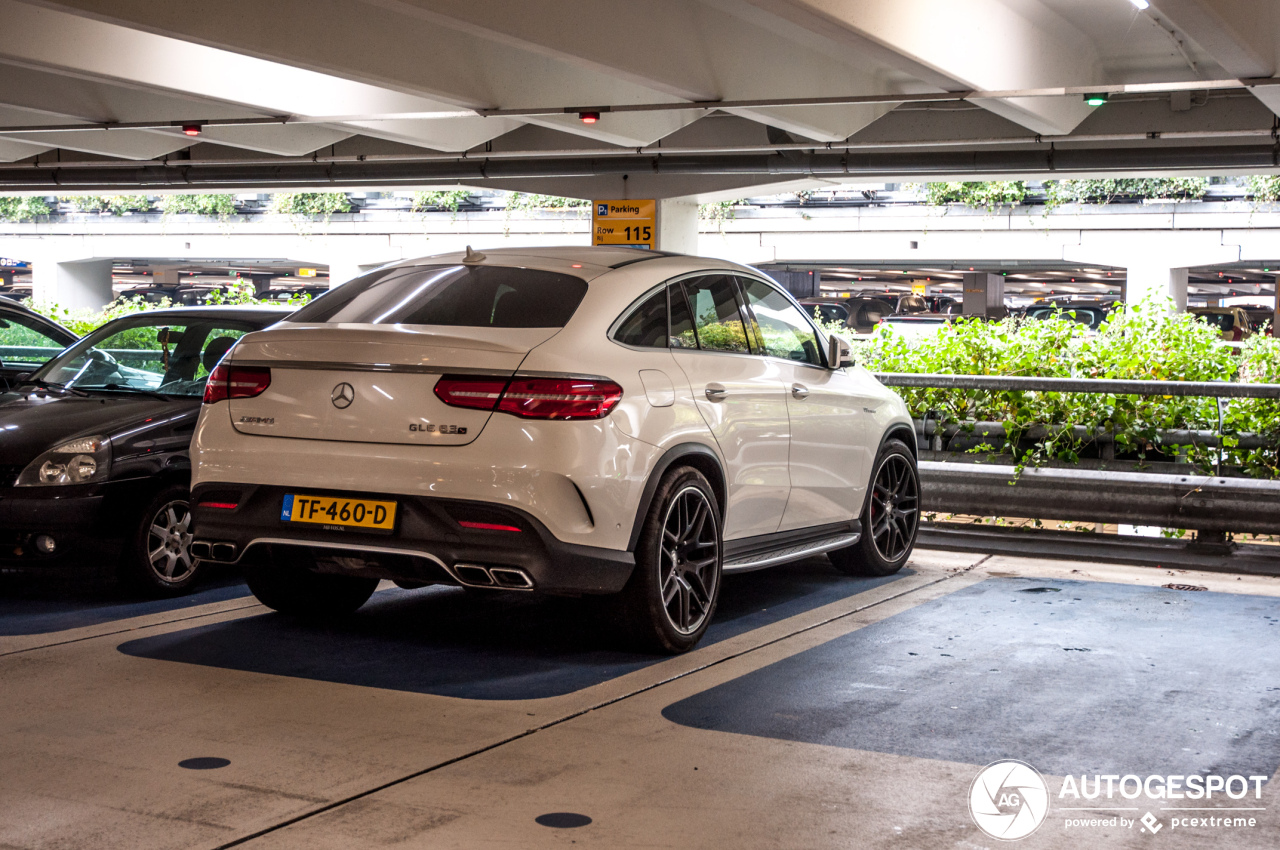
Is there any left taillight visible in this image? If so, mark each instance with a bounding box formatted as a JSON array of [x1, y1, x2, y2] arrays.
[[203, 364, 272, 404], [434, 375, 622, 420]]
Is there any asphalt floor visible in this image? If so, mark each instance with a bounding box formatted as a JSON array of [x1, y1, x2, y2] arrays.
[[3, 549, 1279, 849]]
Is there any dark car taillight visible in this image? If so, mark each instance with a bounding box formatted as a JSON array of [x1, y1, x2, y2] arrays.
[[203, 364, 272, 404], [434, 375, 622, 420]]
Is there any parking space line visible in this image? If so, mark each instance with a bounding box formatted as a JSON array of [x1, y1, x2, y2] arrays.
[[210, 571, 957, 849], [0, 599, 265, 659]]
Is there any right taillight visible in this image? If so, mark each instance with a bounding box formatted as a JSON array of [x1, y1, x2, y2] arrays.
[[203, 364, 272, 404], [434, 375, 622, 420]]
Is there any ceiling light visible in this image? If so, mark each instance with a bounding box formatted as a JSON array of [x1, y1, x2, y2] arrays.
[[1129, 0, 1150, 9]]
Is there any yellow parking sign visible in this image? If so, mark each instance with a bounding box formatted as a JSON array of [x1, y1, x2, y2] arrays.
[[593, 200, 656, 249]]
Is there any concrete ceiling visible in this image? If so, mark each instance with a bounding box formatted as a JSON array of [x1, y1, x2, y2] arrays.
[[1, 0, 1279, 197]]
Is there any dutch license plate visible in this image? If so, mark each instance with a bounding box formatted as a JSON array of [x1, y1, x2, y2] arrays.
[[281, 494, 397, 531]]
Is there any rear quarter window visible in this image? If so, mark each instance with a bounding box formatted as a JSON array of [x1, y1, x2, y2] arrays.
[[289, 265, 589, 328]]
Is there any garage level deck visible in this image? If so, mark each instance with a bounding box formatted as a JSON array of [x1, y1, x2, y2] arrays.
[[3, 551, 1279, 849]]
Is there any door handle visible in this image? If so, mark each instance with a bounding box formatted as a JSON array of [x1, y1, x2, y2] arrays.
[[791, 383, 809, 400], [704, 384, 727, 402]]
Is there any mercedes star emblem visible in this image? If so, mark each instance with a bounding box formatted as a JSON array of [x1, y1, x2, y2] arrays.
[[331, 382, 355, 409]]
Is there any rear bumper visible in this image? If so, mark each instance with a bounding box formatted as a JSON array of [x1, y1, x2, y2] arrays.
[[191, 483, 635, 595]]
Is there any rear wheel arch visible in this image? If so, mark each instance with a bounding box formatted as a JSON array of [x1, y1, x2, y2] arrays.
[[628, 442, 725, 552]]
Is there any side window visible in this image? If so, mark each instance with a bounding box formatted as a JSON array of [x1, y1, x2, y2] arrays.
[[0, 315, 69, 366], [613, 288, 668, 348], [680, 275, 752, 354], [739, 278, 824, 366]]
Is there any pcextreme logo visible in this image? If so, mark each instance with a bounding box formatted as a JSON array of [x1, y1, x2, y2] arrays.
[[968, 761, 1269, 840]]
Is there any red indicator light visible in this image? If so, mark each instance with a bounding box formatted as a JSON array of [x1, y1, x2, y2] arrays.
[[571, 264, 583, 268], [578, 111, 601, 124], [199, 501, 239, 510], [458, 520, 522, 532], [181, 123, 203, 136]]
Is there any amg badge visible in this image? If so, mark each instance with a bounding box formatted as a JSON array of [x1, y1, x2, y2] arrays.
[[410, 423, 467, 434]]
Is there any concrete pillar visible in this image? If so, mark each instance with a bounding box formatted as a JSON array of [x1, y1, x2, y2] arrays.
[[962, 272, 1004, 318], [326, 258, 371, 289], [32, 258, 114, 310], [1124, 264, 1188, 310], [248, 273, 273, 296], [771, 270, 820, 299], [152, 265, 180, 285], [655, 199, 698, 254], [1272, 277, 1280, 335]]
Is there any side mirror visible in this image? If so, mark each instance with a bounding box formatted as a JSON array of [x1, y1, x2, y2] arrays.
[[827, 334, 854, 369]]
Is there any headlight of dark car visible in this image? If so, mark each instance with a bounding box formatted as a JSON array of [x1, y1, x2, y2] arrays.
[[16, 435, 111, 487]]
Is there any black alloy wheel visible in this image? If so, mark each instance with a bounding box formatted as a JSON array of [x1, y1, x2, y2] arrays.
[[868, 452, 919, 562], [619, 466, 722, 653], [830, 440, 919, 577]]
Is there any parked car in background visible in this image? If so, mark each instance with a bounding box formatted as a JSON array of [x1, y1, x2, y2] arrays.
[[191, 247, 919, 653], [0, 305, 291, 594], [1236, 304, 1275, 337], [1019, 300, 1117, 331], [878, 314, 954, 339], [0, 298, 78, 389], [259, 284, 331, 303], [894, 294, 930, 314], [800, 295, 895, 334], [1190, 306, 1253, 341]]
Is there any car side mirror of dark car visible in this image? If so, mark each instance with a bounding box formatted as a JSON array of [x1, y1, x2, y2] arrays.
[[827, 334, 854, 370]]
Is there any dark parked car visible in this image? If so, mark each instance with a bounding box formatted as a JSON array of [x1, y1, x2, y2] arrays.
[[0, 305, 291, 594], [800, 295, 896, 334], [0, 298, 78, 389], [1019, 300, 1117, 331]]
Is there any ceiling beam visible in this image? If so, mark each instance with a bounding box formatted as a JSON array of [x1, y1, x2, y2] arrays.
[[732, 0, 1102, 136], [1149, 0, 1280, 114]]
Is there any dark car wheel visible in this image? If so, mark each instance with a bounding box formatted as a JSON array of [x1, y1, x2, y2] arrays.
[[123, 484, 200, 596], [829, 440, 919, 577], [243, 546, 378, 618], [619, 466, 722, 654]]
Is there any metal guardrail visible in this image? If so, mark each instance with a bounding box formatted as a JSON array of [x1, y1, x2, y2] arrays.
[[873, 372, 1280, 541], [874, 372, 1280, 400]]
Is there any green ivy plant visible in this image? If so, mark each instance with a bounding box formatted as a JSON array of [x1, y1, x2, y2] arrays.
[[60, 195, 152, 214], [159, 194, 238, 219], [268, 193, 352, 218], [1042, 178, 1209, 211], [410, 190, 473, 213], [920, 181, 1028, 210], [0, 196, 51, 222]]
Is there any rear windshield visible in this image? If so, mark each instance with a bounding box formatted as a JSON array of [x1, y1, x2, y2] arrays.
[[289, 264, 589, 328]]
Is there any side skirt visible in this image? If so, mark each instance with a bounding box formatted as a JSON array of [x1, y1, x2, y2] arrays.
[[721, 520, 861, 574]]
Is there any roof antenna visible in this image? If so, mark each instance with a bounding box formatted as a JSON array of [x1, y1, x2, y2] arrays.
[[463, 245, 486, 263]]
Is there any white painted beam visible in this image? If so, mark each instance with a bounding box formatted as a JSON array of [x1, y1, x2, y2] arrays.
[[734, 0, 1101, 136], [1148, 0, 1280, 115]]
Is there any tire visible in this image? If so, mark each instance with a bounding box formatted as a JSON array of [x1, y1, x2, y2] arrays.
[[122, 484, 200, 596], [242, 546, 378, 617], [618, 466, 722, 654], [829, 439, 919, 577]]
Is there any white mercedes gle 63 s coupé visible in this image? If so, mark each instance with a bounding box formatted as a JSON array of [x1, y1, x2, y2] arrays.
[[191, 247, 919, 652]]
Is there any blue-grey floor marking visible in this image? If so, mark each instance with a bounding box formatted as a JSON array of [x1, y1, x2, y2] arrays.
[[663, 576, 1280, 778]]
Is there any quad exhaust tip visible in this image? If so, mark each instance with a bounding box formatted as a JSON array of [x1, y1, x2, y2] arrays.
[[453, 563, 534, 590], [192, 541, 238, 562]]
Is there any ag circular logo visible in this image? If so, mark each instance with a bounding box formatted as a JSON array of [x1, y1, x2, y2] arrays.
[[969, 760, 1050, 841], [331, 382, 355, 409]]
